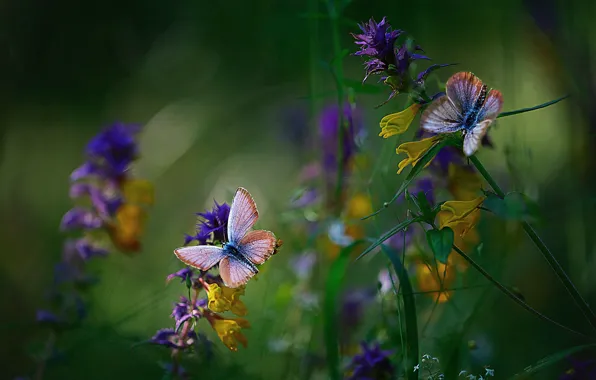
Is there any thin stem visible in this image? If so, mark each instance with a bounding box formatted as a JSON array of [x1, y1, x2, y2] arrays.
[[452, 245, 590, 339], [171, 287, 200, 377], [34, 331, 56, 380], [470, 155, 596, 333]]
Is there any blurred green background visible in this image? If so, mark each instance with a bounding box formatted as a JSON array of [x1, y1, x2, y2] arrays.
[[2, 0, 596, 378]]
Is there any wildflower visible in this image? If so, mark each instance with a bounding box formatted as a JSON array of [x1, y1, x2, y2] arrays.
[[290, 251, 317, 280], [108, 204, 147, 253], [396, 135, 441, 174], [166, 267, 195, 284], [207, 316, 250, 352], [447, 164, 483, 201], [378, 268, 399, 294], [171, 296, 206, 331], [438, 196, 485, 237], [319, 103, 364, 183], [60, 208, 103, 230], [485, 368, 495, 377], [74, 238, 109, 260], [414, 258, 456, 303], [341, 288, 376, 336], [379, 103, 422, 138], [122, 179, 155, 206], [347, 341, 395, 380], [196, 200, 230, 243], [206, 283, 248, 316], [148, 328, 197, 349]]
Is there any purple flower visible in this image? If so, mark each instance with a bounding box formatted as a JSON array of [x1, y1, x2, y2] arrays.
[[560, 357, 596, 380], [74, 238, 108, 260], [386, 227, 415, 252], [36, 310, 60, 324], [347, 341, 395, 380], [83, 122, 140, 179], [171, 296, 206, 331], [149, 329, 181, 349], [352, 17, 402, 63], [319, 103, 364, 183], [166, 267, 195, 284], [69, 183, 122, 218], [195, 200, 230, 243], [341, 289, 376, 334], [290, 251, 317, 280], [60, 208, 103, 230], [291, 188, 320, 209]]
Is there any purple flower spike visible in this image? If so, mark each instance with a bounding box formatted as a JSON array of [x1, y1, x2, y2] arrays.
[[36, 310, 60, 324], [149, 329, 181, 349], [347, 341, 395, 380], [75, 238, 108, 260], [85, 122, 140, 179], [166, 268, 194, 284], [60, 208, 103, 230], [196, 201, 230, 243]]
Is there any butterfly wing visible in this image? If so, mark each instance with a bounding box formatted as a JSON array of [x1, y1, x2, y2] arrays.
[[478, 89, 504, 122], [239, 230, 277, 265], [227, 187, 259, 244], [420, 95, 464, 133], [219, 256, 258, 288], [174, 245, 226, 271], [463, 119, 492, 157], [446, 72, 486, 114]]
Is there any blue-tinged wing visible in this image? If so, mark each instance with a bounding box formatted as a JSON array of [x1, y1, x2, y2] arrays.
[[420, 95, 464, 133], [446, 72, 486, 114]]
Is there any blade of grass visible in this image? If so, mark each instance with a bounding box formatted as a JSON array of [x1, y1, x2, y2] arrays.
[[496, 95, 568, 118], [355, 217, 419, 261], [509, 344, 596, 379], [324, 240, 365, 380], [380, 244, 419, 379]]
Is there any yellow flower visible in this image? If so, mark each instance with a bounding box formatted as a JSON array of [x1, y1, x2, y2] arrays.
[[122, 179, 154, 205], [108, 204, 147, 253], [208, 317, 250, 352], [438, 196, 485, 237], [206, 283, 248, 316], [346, 193, 373, 219], [414, 258, 456, 303], [379, 103, 422, 138], [396, 136, 441, 174], [447, 164, 482, 201]]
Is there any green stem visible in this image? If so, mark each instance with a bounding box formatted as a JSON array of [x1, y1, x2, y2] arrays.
[[327, 0, 346, 216], [469, 155, 596, 333], [452, 245, 589, 339]]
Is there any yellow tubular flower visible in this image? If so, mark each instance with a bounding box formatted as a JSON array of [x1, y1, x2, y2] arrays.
[[122, 179, 155, 205], [438, 196, 485, 237], [396, 136, 441, 174], [109, 204, 147, 253], [206, 283, 248, 316], [447, 164, 483, 201], [209, 317, 250, 352], [379, 103, 422, 138], [414, 259, 456, 303]]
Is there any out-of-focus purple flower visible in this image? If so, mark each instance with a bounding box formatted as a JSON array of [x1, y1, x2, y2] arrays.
[[378, 268, 399, 294], [319, 103, 364, 179], [195, 200, 230, 243], [341, 289, 376, 333], [412, 177, 435, 206], [36, 310, 60, 324], [560, 357, 596, 380], [290, 251, 317, 280], [347, 341, 395, 380], [386, 228, 415, 252], [60, 208, 103, 230], [69, 183, 123, 218], [83, 122, 141, 180], [166, 267, 194, 284], [75, 238, 108, 260], [291, 188, 320, 209]]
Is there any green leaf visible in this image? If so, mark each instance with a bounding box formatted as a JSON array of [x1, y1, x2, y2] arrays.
[[483, 192, 533, 220], [497, 95, 568, 119], [362, 138, 448, 221], [509, 344, 596, 379], [413, 191, 432, 219], [426, 228, 454, 264], [355, 218, 419, 261], [324, 240, 364, 380], [380, 245, 419, 379]]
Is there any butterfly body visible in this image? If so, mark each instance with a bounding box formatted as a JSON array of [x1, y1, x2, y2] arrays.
[[222, 241, 259, 274], [174, 187, 278, 288], [420, 72, 503, 156]]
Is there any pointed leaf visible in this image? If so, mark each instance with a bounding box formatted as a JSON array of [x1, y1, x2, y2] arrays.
[[426, 228, 454, 264], [497, 95, 568, 119]]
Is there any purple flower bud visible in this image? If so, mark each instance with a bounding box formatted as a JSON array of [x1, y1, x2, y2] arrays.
[[60, 208, 103, 230]]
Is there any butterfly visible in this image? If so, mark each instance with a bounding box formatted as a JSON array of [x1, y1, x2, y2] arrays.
[[174, 187, 279, 288], [420, 72, 504, 157]]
